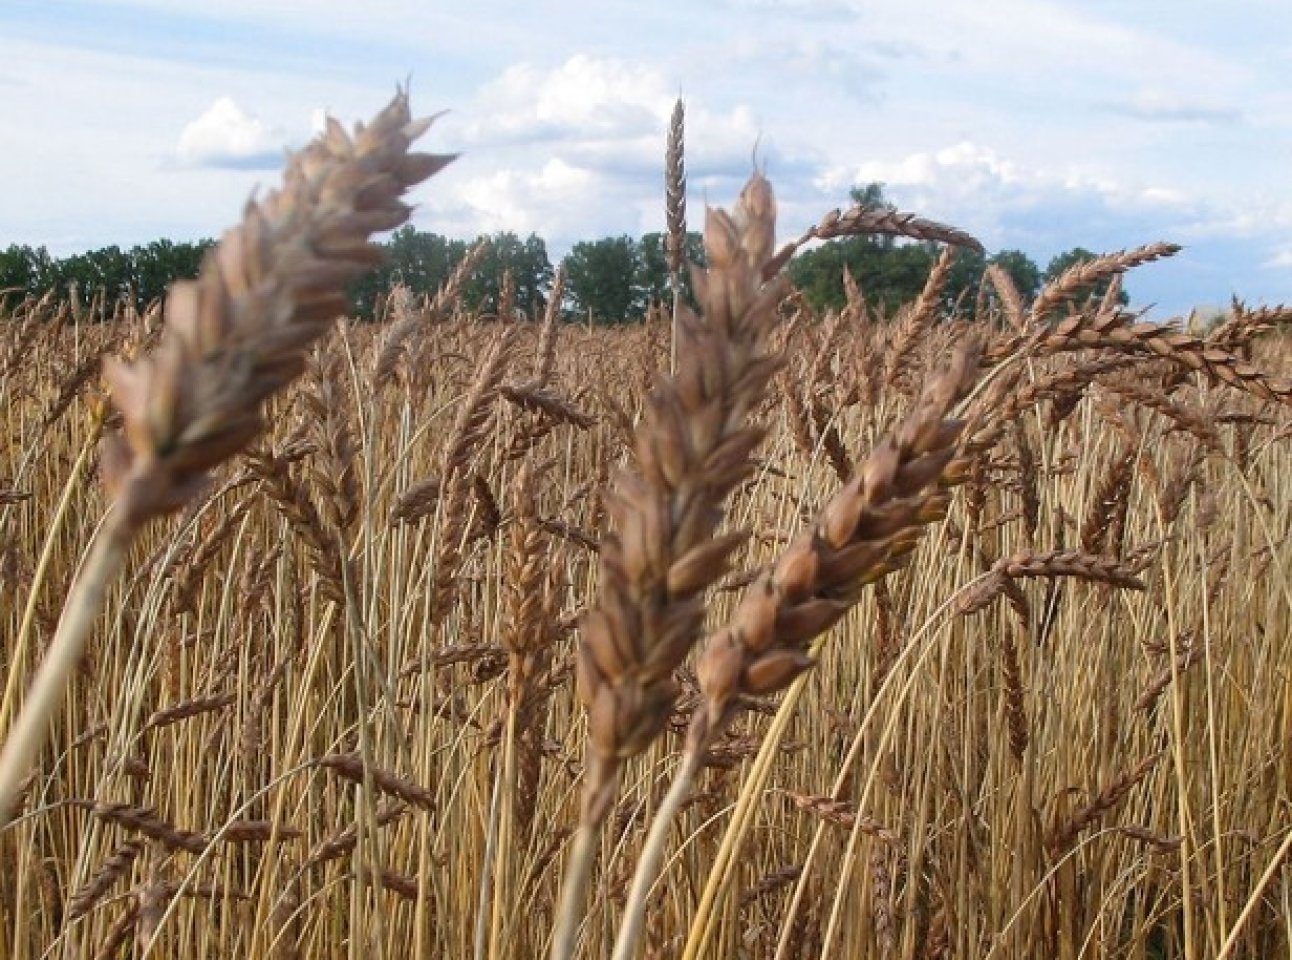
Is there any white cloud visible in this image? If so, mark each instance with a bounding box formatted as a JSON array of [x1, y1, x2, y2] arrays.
[[815, 139, 1202, 225], [0, 35, 396, 254], [1139, 187, 1189, 207], [820, 141, 1022, 194], [1263, 247, 1292, 270], [719, 0, 858, 16], [421, 55, 791, 248], [468, 55, 673, 142], [1177, 201, 1292, 243], [309, 107, 330, 136], [454, 159, 596, 237], [1105, 91, 1242, 125], [176, 97, 286, 169], [459, 55, 769, 175]]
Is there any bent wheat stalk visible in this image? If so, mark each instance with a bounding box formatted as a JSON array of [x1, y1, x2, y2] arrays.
[[0, 90, 448, 826], [614, 342, 979, 960]]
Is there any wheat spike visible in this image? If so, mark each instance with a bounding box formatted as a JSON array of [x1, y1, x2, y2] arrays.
[[665, 98, 687, 278], [100, 90, 451, 531], [576, 171, 786, 825]]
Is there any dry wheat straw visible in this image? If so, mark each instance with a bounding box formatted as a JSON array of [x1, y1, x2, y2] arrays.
[[1029, 244, 1179, 322], [578, 174, 782, 811], [317, 752, 436, 811], [8, 94, 1292, 960], [985, 263, 1026, 331], [696, 343, 977, 731], [75, 801, 208, 854], [66, 839, 145, 922]]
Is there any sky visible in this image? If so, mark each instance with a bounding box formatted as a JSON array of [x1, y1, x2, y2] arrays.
[[2, 0, 1291, 317]]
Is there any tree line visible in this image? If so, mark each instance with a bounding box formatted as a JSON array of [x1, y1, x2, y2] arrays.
[[1, 185, 1121, 323], [0, 239, 215, 314]]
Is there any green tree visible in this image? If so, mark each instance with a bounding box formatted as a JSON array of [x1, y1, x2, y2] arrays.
[[463, 232, 553, 318], [637, 231, 705, 309], [943, 248, 1043, 316], [788, 237, 852, 311], [0, 245, 55, 306], [385, 226, 467, 296], [127, 238, 213, 309], [3, 240, 218, 313], [347, 226, 468, 318], [789, 183, 1048, 319], [562, 236, 644, 324], [48, 245, 135, 311], [943, 246, 988, 314], [789, 236, 937, 315], [850, 183, 895, 226]]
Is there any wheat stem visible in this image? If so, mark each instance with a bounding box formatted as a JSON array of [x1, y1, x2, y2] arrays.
[[0, 508, 131, 825], [611, 746, 704, 960], [1216, 827, 1292, 960], [551, 822, 598, 960], [0, 423, 99, 738], [680, 677, 808, 960], [476, 749, 504, 960]]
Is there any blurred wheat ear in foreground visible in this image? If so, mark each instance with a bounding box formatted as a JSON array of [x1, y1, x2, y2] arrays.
[[0, 90, 449, 826]]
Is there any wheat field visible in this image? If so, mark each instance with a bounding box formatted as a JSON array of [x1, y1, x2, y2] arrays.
[[1, 93, 1291, 960]]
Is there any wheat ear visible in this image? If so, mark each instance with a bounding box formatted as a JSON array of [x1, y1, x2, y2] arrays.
[[551, 172, 785, 960], [614, 343, 977, 960], [665, 97, 687, 372], [0, 90, 447, 826]]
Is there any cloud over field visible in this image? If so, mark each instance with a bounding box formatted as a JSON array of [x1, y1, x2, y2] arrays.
[[176, 97, 286, 169], [429, 55, 818, 248], [814, 140, 1203, 251]]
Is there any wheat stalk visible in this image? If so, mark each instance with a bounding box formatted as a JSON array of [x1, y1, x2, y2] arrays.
[[766, 202, 982, 279], [552, 171, 786, 960], [614, 342, 978, 960]]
